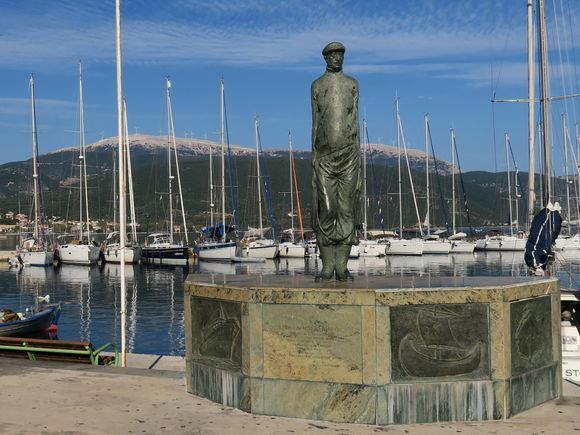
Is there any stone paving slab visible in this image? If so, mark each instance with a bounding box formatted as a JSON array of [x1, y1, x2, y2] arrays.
[[1, 357, 580, 434]]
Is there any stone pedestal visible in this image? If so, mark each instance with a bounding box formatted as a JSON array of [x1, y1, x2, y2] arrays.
[[184, 275, 561, 424]]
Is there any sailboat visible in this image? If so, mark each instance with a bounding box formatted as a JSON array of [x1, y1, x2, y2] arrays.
[[57, 62, 100, 265], [447, 128, 475, 253], [475, 132, 526, 251], [554, 115, 580, 251], [195, 78, 237, 262], [102, 98, 142, 263], [279, 132, 306, 258], [422, 115, 450, 255], [357, 118, 385, 257], [16, 75, 54, 267], [241, 117, 279, 259], [383, 98, 423, 256], [141, 78, 189, 265]]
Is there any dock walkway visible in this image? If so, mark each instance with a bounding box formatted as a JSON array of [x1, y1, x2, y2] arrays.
[[1, 356, 579, 434]]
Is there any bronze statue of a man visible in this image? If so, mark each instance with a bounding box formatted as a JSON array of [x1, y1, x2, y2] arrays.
[[311, 41, 361, 281]]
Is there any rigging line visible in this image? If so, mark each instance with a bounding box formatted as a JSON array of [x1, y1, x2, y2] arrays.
[[554, 251, 580, 289], [256, 123, 277, 239], [453, 134, 473, 233], [398, 113, 423, 235], [565, 0, 579, 105], [427, 121, 450, 234], [507, 136, 528, 226], [365, 125, 380, 231], [222, 89, 238, 233], [491, 97, 501, 221], [560, 0, 579, 129], [552, 0, 573, 127]]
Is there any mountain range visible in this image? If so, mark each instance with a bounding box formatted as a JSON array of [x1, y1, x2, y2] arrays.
[[0, 134, 546, 235]]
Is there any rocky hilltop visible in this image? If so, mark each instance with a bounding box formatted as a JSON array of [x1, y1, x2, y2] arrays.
[[49, 134, 455, 174]]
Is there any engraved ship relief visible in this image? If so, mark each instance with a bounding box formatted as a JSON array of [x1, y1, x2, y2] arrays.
[[398, 306, 482, 377], [198, 303, 241, 367], [514, 303, 545, 363]]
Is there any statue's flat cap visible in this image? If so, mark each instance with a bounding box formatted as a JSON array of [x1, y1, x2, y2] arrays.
[[322, 41, 345, 55]]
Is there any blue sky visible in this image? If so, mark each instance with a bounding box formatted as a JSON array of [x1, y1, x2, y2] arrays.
[[0, 0, 578, 172]]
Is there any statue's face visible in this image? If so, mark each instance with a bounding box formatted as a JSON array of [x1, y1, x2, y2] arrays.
[[324, 51, 344, 72]]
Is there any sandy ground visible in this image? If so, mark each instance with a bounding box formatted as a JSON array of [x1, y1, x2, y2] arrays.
[[1, 357, 580, 435]]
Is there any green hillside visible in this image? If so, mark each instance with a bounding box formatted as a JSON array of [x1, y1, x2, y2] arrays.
[[0, 145, 570, 237]]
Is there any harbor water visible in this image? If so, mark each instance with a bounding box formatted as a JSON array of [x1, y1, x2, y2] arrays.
[[1, 233, 580, 356]]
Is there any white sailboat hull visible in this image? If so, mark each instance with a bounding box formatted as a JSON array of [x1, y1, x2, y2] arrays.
[[349, 245, 360, 258], [58, 244, 100, 265], [305, 241, 318, 257], [358, 240, 386, 257], [278, 242, 306, 258], [242, 241, 279, 259], [19, 250, 54, 266], [555, 234, 580, 251], [103, 246, 142, 264], [475, 236, 526, 251], [384, 238, 423, 256], [422, 240, 450, 255], [449, 240, 476, 254], [196, 242, 237, 262]]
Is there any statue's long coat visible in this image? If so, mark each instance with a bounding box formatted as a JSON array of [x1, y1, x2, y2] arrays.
[[311, 70, 361, 246]]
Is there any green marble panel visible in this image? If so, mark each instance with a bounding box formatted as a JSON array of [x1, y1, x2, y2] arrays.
[[261, 304, 363, 383], [510, 296, 553, 377], [509, 362, 558, 417], [255, 378, 376, 424], [189, 297, 242, 371], [186, 359, 250, 412], [390, 303, 490, 382]]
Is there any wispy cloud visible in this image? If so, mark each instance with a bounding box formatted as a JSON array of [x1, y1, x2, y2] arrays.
[[0, 97, 76, 116], [0, 0, 578, 87]]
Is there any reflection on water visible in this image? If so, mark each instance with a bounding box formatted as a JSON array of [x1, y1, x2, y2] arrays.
[[1, 250, 580, 356]]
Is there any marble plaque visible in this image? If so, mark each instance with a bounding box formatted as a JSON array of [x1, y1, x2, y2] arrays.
[[510, 296, 553, 377], [262, 304, 363, 384], [189, 297, 242, 371], [390, 303, 490, 382]]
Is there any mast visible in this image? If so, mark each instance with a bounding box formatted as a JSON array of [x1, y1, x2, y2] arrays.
[[112, 150, 117, 231], [78, 62, 84, 240], [362, 117, 368, 239], [538, 0, 552, 203], [289, 132, 305, 242], [220, 78, 226, 243], [424, 114, 430, 236], [115, 0, 127, 368], [527, 0, 536, 226], [29, 75, 41, 242], [254, 117, 264, 238], [123, 99, 138, 242], [78, 61, 91, 242], [563, 114, 571, 234], [451, 128, 456, 235], [165, 78, 174, 242], [288, 132, 295, 243], [209, 144, 214, 229], [505, 132, 514, 236], [166, 79, 189, 245], [396, 98, 403, 239]]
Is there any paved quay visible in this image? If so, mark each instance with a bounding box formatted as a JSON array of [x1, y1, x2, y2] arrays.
[[0, 250, 16, 261], [0, 357, 579, 435]]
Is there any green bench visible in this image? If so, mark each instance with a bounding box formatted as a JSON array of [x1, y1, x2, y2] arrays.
[[0, 337, 119, 366]]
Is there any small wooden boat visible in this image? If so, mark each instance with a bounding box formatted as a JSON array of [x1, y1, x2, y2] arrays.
[[0, 303, 61, 337]]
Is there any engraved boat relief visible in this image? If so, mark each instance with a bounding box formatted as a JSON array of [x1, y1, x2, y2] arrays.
[[514, 304, 543, 362], [398, 306, 482, 377], [199, 302, 241, 363]]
